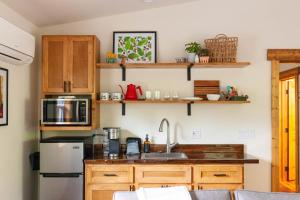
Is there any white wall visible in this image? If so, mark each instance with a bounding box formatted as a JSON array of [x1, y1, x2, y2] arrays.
[[38, 0, 300, 192], [0, 2, 39, 200]]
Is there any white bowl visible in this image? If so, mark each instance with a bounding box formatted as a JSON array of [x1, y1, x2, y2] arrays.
[[207, 94, 220, 101]]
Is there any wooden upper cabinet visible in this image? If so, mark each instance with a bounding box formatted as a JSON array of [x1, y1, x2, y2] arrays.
[[42, 36, 68, 93], [69, 36, 94, 93], [42, 35, 99, 94]]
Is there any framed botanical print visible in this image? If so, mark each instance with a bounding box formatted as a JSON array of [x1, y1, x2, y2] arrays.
[[0, 67, 8, 126], [113, 31, 157, 63]]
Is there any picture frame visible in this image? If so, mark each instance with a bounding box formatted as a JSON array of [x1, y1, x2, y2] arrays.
[[113, 31, 157, 63], [0, 67, 8, 126]]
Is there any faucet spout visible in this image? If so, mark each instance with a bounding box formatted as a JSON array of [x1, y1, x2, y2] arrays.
[[159, 118, 175, 154]]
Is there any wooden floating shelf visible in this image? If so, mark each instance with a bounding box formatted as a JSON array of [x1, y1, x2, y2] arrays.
[[97, 100, 250, 116], [97, 100, 250, 104], [96, 62, 250, 81], [96, 62, 251, 69], [40, 126, 93, 131]]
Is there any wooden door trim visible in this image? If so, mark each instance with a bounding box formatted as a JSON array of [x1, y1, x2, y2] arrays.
[[268, 49, 300, 192]]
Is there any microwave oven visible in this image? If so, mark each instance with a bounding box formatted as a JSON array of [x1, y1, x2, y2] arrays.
[[41, 97, 91, 126]]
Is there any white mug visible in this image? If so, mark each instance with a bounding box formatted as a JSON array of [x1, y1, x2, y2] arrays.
[[100, 92, 110, 100], [145, 91, 152, 100], [111, 92, 123, 101]]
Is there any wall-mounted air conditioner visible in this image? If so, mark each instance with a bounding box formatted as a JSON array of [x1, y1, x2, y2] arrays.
[[0, 17, 35, 65]]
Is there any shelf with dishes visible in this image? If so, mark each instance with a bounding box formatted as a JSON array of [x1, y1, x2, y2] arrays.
[[96, 62, 251, 81], [97, 99, 250, 116]]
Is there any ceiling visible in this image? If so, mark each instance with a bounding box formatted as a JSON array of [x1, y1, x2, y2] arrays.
[[1, 0, 199, 27]]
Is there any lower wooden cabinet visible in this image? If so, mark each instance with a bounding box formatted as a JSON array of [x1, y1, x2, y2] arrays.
[[85, 164, 244, 200], [86, 184, 133, 200]]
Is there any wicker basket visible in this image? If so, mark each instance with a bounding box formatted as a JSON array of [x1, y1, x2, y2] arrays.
[[204, 34, 238, 63]]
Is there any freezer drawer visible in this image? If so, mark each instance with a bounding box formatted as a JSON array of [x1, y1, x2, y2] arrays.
[[39, 174, 83, 200], [40, 142, 84, 173]]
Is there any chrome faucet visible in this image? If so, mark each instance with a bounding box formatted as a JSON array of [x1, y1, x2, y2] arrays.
[[159, 118, 178, 154]]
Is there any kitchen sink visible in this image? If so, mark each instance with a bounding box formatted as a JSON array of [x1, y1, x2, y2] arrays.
[[141, 152, 188, 160]]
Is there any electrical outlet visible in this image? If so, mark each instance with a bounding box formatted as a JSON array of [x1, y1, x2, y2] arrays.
[[192, 129, 202, 139]]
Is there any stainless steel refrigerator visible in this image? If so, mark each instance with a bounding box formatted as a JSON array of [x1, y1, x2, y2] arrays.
[[39, 136, 93, 200]]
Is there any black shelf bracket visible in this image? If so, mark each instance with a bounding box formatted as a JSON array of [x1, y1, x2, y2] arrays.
[[120, 64, 126, 81], [187, 63, 194, 81], [121, 102, 126, 116], [187, 101, 194, 116]]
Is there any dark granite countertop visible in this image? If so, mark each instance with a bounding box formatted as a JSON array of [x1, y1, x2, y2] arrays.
[[84, 144, 259, 165]]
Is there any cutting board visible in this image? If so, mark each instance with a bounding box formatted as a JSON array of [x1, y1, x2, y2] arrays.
[[194, 80, 220, 99]]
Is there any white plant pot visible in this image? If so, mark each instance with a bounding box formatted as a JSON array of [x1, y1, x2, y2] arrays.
[[187, 53, 196, 63]]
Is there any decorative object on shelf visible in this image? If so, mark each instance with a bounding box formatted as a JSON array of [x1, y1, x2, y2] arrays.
[[119, 84, 143, 100], [205, 34, 238, 63], [106, 52, 117, 63], [145, 90, 152, 100], [113, 31, 157, 63], [0, 67, 8, 126], [154, 90, 161, 100], [221, 86, 249, 101], [121, 55, 127, 65], [185, 42, 201, 63], [194, 80, 220, 100], [199, 49, 209, 64], [175, 57, 187, 63]]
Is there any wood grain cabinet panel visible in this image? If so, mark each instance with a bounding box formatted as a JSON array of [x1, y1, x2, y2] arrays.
[[197, 183, 243, 191], [42, 36, 68, 93], [193, 165, 243, 184], [69, 36, 94, 93], [86, 184, 132, 200], [85, 165, 134, 184], [135, 165, 192, 184], [137, 183, 192, 190]]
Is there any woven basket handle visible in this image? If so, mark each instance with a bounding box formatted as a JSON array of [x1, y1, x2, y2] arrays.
[[215, 34, 228, 39]]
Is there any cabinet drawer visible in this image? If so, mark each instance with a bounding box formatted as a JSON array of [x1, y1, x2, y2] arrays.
[[137, 184, 192, 190], [86, 165, 133, 184], [197, 183, 243, 191], [135, 165, 192, 184], [193, 165, 243, 184]]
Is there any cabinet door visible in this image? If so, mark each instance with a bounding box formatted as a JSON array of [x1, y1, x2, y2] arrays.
[[69, 36, 94, 93], [85, 184, 132, 200], [135, 165, 192, 184], [42, 36, 68, 93]]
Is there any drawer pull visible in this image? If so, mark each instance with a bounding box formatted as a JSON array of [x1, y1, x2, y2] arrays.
[[213, 173, 228, 177], [103, 173, 118, 177]]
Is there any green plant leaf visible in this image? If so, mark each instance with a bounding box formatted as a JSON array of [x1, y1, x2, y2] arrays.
[[128, 53, 139, 60], [146, 52, 152, 61], [125, 41, 133, 50], [138, 38, 148, 46], [137, 48, 144, 56], [118, 48, 123, 53], [130, 38, 136, 44], [124, 36, 130, 42]]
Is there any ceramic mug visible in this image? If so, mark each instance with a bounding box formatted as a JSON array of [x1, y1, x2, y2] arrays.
[[100, 92, 110, 101], [111, 92, 123, 101]]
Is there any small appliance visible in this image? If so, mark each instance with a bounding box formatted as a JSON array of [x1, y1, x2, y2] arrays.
[[41, 96, 91, 126], [103, 127, 121, 158], [39, 136, 93, 200], [126, 137, 142, 155], [119, 84, 143, 100]]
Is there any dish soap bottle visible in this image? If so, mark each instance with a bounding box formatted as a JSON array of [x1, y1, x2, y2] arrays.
[[144, 134, 151, 153]]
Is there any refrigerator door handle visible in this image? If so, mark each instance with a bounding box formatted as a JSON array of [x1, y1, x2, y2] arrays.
[[41, 173, 82, 178]]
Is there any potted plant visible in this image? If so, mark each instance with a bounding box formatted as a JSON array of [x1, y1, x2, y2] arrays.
[[185, 42, 201, 63], [199, 48, 210, 63]]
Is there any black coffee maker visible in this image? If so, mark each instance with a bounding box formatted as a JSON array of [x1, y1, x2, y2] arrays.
[[103, 127, 121, 159]]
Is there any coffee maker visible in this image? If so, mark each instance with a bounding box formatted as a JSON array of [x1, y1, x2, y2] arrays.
[[103, 127, 121, 158]]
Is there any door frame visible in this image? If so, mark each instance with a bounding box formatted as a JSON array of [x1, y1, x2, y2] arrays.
[[268, 49, 300, 192]]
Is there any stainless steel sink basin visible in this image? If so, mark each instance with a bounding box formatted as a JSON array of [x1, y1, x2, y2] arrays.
[[141, 152, 188, 160]]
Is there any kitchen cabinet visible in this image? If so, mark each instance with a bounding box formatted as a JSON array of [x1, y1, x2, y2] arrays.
[[85, 164, 244, 200], [42, 35, 99, 94]]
